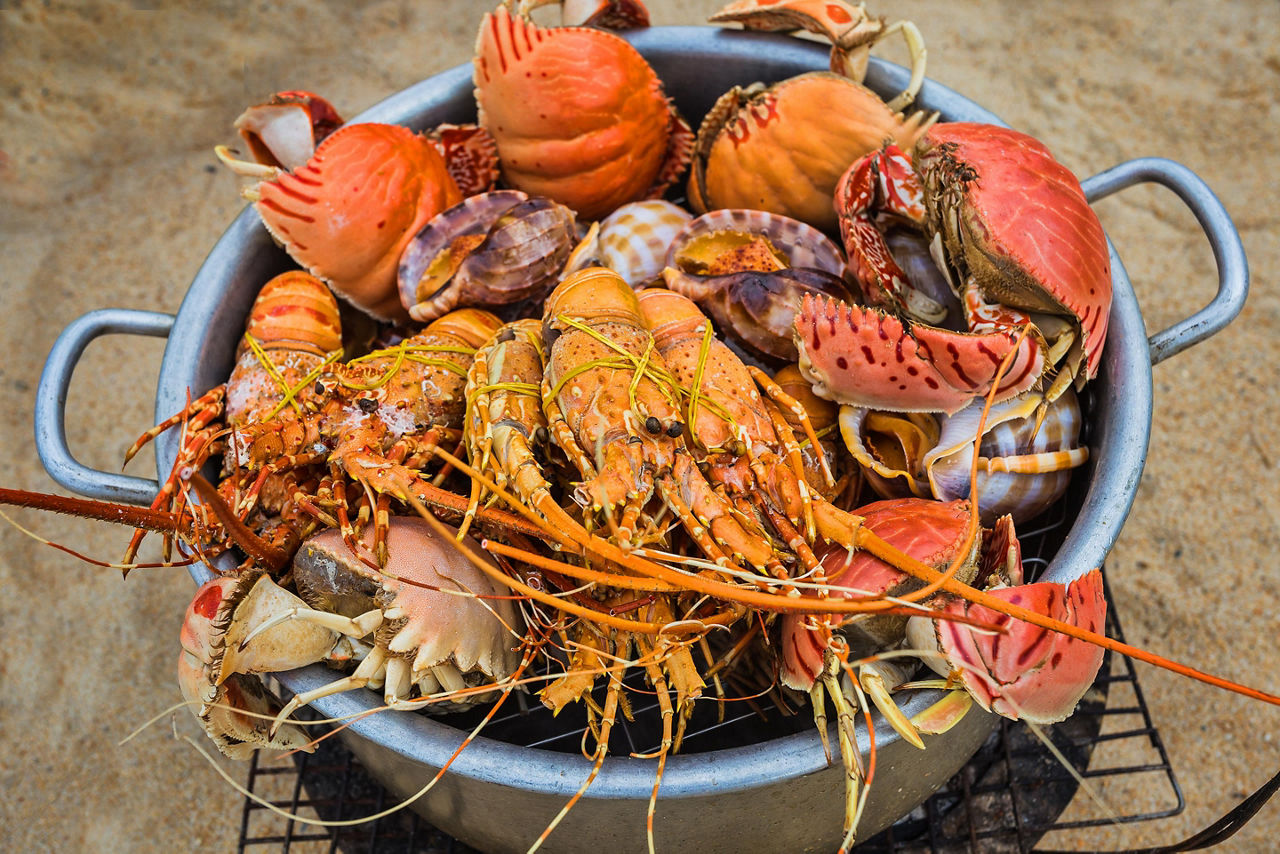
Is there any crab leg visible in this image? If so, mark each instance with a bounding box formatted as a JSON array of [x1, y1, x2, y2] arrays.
[[269, 648, 390, 737]]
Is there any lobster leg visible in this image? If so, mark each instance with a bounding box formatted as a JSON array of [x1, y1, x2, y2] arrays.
[[749, 365, 835, 489], [123, 385, 226, 466], [660, 454, 776, 570]]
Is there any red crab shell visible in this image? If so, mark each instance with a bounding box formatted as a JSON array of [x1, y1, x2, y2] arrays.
[[920, 567, 1106, 723], [254, 122, 461, 322], [780, 497, 978, 691], [796, 293, 1043, 414], [799, 124, 1111, 414], [473, 5, 691, 221], [919, 123, 1111, 380]]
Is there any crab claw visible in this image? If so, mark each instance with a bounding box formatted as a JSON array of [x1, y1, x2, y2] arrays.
[[796, 294, 1044, 414], [910, 567, 1106, 724], [177, 576, 339, 758], [234, 90, 344, 172]]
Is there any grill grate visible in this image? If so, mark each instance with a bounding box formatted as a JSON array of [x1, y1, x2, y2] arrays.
[[236, 577, 1184, 853]]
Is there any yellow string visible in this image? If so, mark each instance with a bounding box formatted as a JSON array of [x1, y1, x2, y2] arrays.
[[243, 333, 344, 419], [684, 321, 717, 449], [545, 313, 741, 446], [341, 343, 473, 390]]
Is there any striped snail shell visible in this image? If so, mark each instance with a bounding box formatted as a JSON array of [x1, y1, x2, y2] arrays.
[[595, 200, 693, 286], [924, 388, 1088, 524], [838, 406, 938, 500]]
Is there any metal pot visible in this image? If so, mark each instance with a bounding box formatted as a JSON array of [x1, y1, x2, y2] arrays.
[[35, 26, 1247, 854]]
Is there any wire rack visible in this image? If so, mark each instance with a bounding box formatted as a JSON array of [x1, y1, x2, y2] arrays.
[[236, 576, 1183, 854]]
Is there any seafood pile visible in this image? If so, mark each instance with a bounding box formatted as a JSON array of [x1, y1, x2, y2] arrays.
[[13, 2, 1271, 852]]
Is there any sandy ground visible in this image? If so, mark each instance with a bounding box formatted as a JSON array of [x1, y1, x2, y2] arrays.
[[1, 1, 1277, 851]]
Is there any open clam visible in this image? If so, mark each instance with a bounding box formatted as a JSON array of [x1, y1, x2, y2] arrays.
[[398, 190, 576, 322], [661, 208, 854, 361]]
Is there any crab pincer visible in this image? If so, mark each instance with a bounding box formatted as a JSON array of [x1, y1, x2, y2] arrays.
[[907, 524, 1108, 725], [177, 573, 372, 758]]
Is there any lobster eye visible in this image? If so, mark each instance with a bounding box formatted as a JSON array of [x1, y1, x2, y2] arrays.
[[357, 397, 378, 413], [533, 426, 549, 446], [666, 422, 684, 438], [645, 416, 662, 435]]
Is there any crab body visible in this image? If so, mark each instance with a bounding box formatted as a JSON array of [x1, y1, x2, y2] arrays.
[[252, 122, 461, 322], [688, 73, 931, 232], [473, 5, 690, 220], [800, 123, 1111, 414]]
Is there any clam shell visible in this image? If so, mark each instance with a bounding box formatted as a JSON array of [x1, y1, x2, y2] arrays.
[[399, 190, 577, 322], [596, 200, 693, 286], [665, 208, 845, 277], [924, 388, 1087, 524]]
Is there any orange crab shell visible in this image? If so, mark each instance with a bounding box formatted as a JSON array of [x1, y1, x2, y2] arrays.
[[473, 5, 686, 221], [254, 122, 461, 322], [689, 72, 931, 232]]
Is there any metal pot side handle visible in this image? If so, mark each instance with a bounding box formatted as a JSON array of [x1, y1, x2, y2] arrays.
[[1081, 157, 1249, 366], [35, 308, 175, 504]]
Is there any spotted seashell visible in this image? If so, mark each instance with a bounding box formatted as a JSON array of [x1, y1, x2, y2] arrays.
[[838, 406, 938, 500], [595, 200, 693, 286], [924, 389, 1088, 524], [665, 208, 846, 277]]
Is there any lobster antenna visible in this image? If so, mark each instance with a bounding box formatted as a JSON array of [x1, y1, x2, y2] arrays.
[[186, 473, 291, 571]]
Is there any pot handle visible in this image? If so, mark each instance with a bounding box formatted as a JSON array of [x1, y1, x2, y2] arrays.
[[1081, 157, 1248, 366], [35, 308, 175, 504]]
